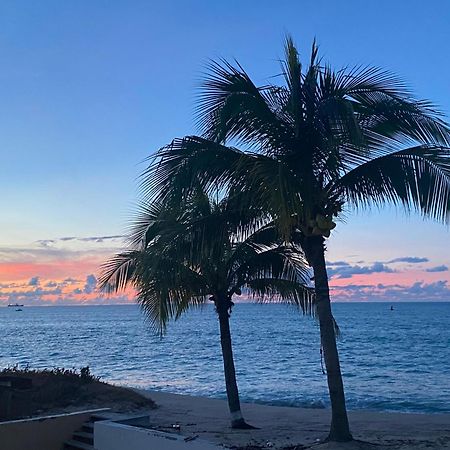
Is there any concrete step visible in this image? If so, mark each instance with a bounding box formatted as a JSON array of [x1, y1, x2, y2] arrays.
[[81, 422, 94, 432], [64, 439, 94, 450], [91, 414, 109, 421], [64, 415, 108, 450], [72, 431, 94, 445]]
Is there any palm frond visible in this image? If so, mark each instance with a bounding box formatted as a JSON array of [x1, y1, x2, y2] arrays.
[[98, 251, 138, 293], [135, 255, 209, 335], [320, 65, 449, 146], [100, 245, 210, 335], [281, 35, 303, 134], [336, 145, 450, 222], [126, 200, 175, 248], [356, 95, 450, 149], [323, 65, 411, 101], [141, 136, 242, 202], [197, 58, 294, 153], [246, 278, 315, 314], [230, 153, 305, 237], [230, 241, 314, 313]]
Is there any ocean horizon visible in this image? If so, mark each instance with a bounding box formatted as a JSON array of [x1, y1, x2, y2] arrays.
[[1, 302, 449, 414]]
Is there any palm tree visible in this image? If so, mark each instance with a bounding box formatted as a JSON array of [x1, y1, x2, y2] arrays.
[[141, 37, 450, 441], [99, 189, 314, 429]]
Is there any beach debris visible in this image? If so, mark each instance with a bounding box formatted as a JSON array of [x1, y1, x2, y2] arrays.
[[265, 441, 274, 448], [184, 435, 199, 442], [232, 445, 306, 450]]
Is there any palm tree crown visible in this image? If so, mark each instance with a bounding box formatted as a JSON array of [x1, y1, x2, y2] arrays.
[[147, 37, 450, 235], [100, 190, 313, 333], [99, 188, 314, 428]]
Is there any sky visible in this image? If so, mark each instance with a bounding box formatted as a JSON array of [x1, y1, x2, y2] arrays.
[[0, 0, 449, 305]]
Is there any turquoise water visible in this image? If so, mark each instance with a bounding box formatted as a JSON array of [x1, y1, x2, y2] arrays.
[[0, 303, 449, 413]]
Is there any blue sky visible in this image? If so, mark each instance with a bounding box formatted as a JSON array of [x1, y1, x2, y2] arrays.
[[0, 0, 449, 304]]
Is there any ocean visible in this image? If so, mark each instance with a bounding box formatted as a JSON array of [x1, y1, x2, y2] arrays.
[[1, 302, 449, 414]]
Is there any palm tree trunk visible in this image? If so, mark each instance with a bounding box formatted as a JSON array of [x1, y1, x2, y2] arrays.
[[304, 236, 352, 442], [216, 295, 253, 429]]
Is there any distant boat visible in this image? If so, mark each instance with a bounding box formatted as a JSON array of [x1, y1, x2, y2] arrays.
[[7, 303, 24, 307], [15, 308, 23, 312], [390, 305, 394, 311]]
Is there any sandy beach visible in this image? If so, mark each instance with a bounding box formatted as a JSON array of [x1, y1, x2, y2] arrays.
[[137, 390, 450, 449]]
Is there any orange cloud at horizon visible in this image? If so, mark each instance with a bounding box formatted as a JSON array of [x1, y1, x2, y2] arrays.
[[0, 257, 136, 305]]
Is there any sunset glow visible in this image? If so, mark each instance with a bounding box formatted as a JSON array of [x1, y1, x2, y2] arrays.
[[1, 234, 448, 305]]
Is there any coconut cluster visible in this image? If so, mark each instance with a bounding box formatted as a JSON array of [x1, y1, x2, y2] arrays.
[[307, 214, 336, 238]]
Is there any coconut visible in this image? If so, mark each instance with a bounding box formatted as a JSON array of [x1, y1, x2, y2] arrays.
[[316, 214, 328, 229], [312, 226, 322, 236]]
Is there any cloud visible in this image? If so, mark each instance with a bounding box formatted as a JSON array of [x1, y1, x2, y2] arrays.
[[36, 239, 55, 247], [331, 280, 450, 302], [0, 237, 124, 269], [0, 235, 133, 305], [326, 260, 351, 267], [387, 257, 429, 264], [1, 246, 100, 265], [83, 274, 97, 294], [63, 278, 80, 284], [426, 265, 449, 273], [36, 235, 124, 247], [28, 276, 40, 286], [78, 235, 124, 243], [325, 255, 450, 280], [0, 275, 133, 306], [327, 262, 394, 279], [390, 280, 450, 301], [0, 287, 131, 306], [0, 286, 63, 302]]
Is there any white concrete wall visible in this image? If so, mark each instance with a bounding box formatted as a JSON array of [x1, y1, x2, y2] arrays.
[[94, 421, 221, 450]]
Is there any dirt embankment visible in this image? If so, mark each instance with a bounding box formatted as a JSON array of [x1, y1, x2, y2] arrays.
[[0, 366, 155, 421]]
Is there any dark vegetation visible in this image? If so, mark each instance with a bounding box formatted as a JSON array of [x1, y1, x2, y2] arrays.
[[0, 366, 155, 421]]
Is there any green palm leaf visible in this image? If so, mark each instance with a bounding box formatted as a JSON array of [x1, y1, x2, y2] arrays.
[[337, 145, 450, 221]]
